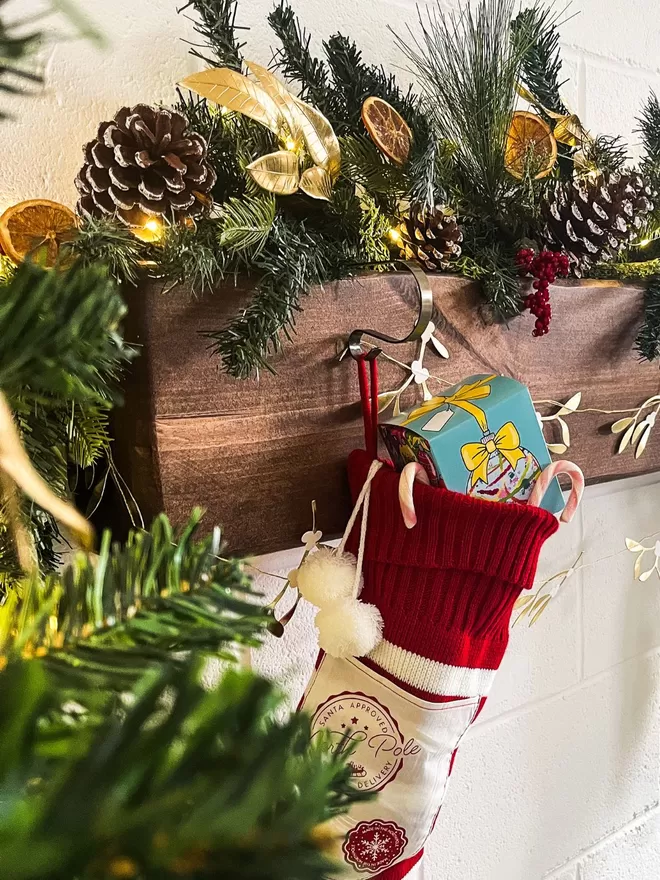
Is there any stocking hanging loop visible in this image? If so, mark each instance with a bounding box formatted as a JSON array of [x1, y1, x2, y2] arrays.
[[339, 260, 434, 361]]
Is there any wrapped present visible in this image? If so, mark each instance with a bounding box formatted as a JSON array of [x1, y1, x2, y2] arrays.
[[379, 373, 563, 513]]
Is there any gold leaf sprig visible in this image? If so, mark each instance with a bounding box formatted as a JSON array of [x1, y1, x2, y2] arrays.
[[612, 395, 660, 458], [536, 391, 582, 455], [626, 537, 660, 582], [180, 63, 341, 201], [515, 83, 590, 149], [513, 551, 583, 627]]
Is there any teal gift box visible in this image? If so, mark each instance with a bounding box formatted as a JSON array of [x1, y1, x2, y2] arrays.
[[379, 373, 563, 514]]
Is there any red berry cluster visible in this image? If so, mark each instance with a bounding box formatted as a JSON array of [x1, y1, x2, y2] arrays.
[[515, 248, 570, 337]]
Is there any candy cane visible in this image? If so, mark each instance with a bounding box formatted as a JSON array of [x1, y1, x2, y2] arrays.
[[399, 462, 431, 529], [528, 460, 585, 523]]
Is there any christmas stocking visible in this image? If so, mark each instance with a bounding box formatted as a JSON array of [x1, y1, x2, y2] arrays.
[[297, 362, 559, 879]]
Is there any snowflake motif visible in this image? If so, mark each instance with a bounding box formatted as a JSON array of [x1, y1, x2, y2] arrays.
[[359, 832, 389, 858], [343, 819, 408, 872]]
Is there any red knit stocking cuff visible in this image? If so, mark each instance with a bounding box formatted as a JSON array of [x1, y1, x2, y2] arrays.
[[346, 450, 558, 685], [347, 450, 558, 588]]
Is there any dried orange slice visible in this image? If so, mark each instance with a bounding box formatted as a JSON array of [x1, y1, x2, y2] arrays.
[[505, 111, 557, 180], [0, 199, 78, 267], [362, 97, 412, 165]]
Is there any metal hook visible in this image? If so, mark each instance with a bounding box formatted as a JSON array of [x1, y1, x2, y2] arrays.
[[339, 260, 434, 361]]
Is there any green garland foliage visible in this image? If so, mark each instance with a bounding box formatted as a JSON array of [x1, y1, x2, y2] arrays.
[[638, 92, 660, 168], [393, 0, 540, 316], [179, 0, 245, 70]]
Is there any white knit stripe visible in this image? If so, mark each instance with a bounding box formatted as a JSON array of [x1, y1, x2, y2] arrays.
[[368, 639, 496, 698]]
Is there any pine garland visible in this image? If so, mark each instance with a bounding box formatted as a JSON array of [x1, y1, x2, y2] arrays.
[[208, 215, 361, 377], [179, 0, 246, 70], [59, 0, 660, 372]]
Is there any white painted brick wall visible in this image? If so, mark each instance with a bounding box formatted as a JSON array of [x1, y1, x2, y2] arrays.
[[2, 1, 660, 876]]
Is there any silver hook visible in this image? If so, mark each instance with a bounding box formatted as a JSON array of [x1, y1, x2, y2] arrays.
[[339, 260, 434, 361]]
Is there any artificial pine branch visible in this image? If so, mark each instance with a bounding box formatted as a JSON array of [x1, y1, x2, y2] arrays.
[[219, 193, 277, 257], [0, 509, 264, 666], [340, 135, 409, 199], [158, 219, 228, 293], [578, 134, 628, 174], [635, 274, 660, 361], [511, 6, 568, 116], [0, 261, 133, 402], [455, 246, 522, 318], [0, 511, 368, 879], [179, 0, 246, 70], [0, 262, 132, 589], [638, 92, 660, 167], [394, 0, 534, 230], [268, 0, 332, 111], [209, 216, 359, 377], [69, 217, 146, 286]]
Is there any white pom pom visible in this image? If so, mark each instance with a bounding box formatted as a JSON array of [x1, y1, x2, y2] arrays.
[[297, 546, 357, 607], [315, 599, 383, 658]]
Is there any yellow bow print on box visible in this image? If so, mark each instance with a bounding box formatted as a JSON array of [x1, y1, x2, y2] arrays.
[[461, 422, 526, 488], [380, 373, 563, 512]]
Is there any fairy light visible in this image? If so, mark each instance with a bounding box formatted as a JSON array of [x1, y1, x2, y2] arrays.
[[639, 238, 653, 247], [388, 227, 403, 244], [132, 217, 164, 243], [285, 138, 298, 151]]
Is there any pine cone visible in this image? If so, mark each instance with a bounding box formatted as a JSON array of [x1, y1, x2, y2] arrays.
[[75, 105, 216, 227], [399, 205, 463, 271], [542, 171, 655, 275]]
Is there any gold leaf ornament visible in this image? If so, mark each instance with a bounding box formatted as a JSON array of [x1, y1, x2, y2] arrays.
[[514, 82, 589, 148], [181, 65, 341, 198], [246, 151, 300, 195], [293, 97, 341, 179], [180, 68, 281, 133], [244, 59, 305, 144], [299, 166, 333, 201], [553, 114, 589, 148]]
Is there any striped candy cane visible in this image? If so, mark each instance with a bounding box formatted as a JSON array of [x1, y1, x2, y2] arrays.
[[399, 462, 431, 529], [528, 460, 585, 523]]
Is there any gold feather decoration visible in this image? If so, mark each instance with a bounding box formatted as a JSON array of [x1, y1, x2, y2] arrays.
[[180, 64, 341, 200]]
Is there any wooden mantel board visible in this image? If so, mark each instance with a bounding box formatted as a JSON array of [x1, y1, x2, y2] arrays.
[[113, 273, 660, 556]]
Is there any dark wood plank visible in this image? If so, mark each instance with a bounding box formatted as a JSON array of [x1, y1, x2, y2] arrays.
[[112, 273, 660, 555]]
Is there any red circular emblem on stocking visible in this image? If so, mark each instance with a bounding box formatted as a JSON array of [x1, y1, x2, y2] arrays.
[[343, 819, 408, 872]]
